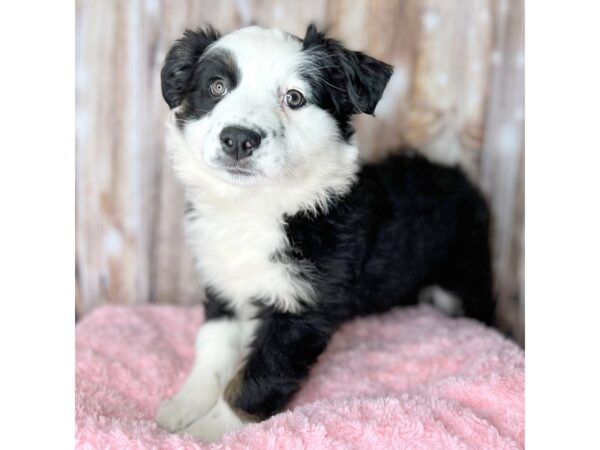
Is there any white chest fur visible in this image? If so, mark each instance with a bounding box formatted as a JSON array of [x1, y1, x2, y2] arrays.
[[184, 196, 315, 316], [167, 108, 360, 316]]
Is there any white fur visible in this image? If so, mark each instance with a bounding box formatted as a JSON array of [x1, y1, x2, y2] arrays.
[[180, 398, 245, 442], [155, 318, 258, 432], [166, 27, 360, 314], [419, 286, 464, 317]]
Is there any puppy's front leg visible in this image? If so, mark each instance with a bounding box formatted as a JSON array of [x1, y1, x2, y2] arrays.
[[155, 315, 247, 432], [180, 309, 335, 441], [225, 309, 336, 421]]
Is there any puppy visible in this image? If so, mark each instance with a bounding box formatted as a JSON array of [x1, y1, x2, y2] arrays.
[[155, 24, 494, 442]]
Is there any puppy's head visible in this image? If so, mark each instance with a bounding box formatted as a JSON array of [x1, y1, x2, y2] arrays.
[[162, 24, 392, 196]]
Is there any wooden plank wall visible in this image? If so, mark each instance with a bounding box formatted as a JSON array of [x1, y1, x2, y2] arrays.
[[76, 0, 524, 343]]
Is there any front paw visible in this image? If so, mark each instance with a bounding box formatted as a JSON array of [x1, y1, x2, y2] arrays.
[[179, 399, 245, 442], [155, 388, 219, 432]]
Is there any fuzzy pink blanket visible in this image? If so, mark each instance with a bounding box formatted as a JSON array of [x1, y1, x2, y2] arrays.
[[76, 304, 524, 449]]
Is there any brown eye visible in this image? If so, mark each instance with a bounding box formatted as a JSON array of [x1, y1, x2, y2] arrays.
[[209, 79, 228, 97], [284, 89, 305, 109]]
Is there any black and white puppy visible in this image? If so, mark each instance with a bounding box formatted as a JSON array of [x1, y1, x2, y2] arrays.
[[155, 24, 494, 441]]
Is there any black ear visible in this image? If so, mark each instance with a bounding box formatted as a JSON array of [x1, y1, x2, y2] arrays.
[[161, 26, 221, 109], [302, 24, 393, 115]]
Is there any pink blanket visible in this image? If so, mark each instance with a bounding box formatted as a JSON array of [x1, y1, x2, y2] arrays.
[[76, 304, 524, 449]]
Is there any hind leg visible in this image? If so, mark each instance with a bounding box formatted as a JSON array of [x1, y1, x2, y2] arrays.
[[419, 285, 464, 317], [436, 260, 495, 326], [435, 203, 496, 326]]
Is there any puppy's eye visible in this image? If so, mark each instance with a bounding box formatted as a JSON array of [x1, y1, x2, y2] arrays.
[[209, 79, 228, 97], [284, 89, 306, 109]]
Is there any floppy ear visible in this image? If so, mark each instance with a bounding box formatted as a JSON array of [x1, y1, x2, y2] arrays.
[[302, 24, 393, 115], [161, 26, 221, 109]]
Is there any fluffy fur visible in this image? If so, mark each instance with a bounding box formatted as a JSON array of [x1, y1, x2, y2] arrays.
[[155, 24, 494, 442]]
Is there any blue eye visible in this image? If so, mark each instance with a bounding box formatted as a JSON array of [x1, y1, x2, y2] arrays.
[[284, 89, 305, 109], [209, 79, 228, 97]]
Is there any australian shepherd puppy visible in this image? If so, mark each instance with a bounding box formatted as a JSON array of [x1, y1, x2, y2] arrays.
[[155, 24, 495, 441]]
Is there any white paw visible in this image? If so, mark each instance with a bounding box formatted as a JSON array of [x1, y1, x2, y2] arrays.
[[179, 399, 246, 442], [155, 385, 219, 432], [419, 286, 464, 317]]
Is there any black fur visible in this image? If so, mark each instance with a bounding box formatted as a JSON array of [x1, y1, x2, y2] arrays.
[[235, 307, 335, 419], [161, 27, 243, 127], [230, 152, 494, 420], [301, 24, 394, 140], [204, 287, 235, 320], [161, 27, 221, 108]]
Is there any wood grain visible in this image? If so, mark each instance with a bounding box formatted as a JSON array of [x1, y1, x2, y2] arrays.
[[76, 0, 524, 342]]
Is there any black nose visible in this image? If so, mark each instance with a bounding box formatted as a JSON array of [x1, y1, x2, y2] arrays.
[[219, 126, 262, 161]]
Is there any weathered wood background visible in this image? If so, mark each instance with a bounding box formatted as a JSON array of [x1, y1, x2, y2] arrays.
[[76, 0, 524, 343]]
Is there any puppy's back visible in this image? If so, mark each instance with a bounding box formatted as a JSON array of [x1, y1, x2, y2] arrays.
[[285, 151, 494, 323]]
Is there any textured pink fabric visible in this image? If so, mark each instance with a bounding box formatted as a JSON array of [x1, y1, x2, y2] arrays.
[[76, 304, 524, 449]]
